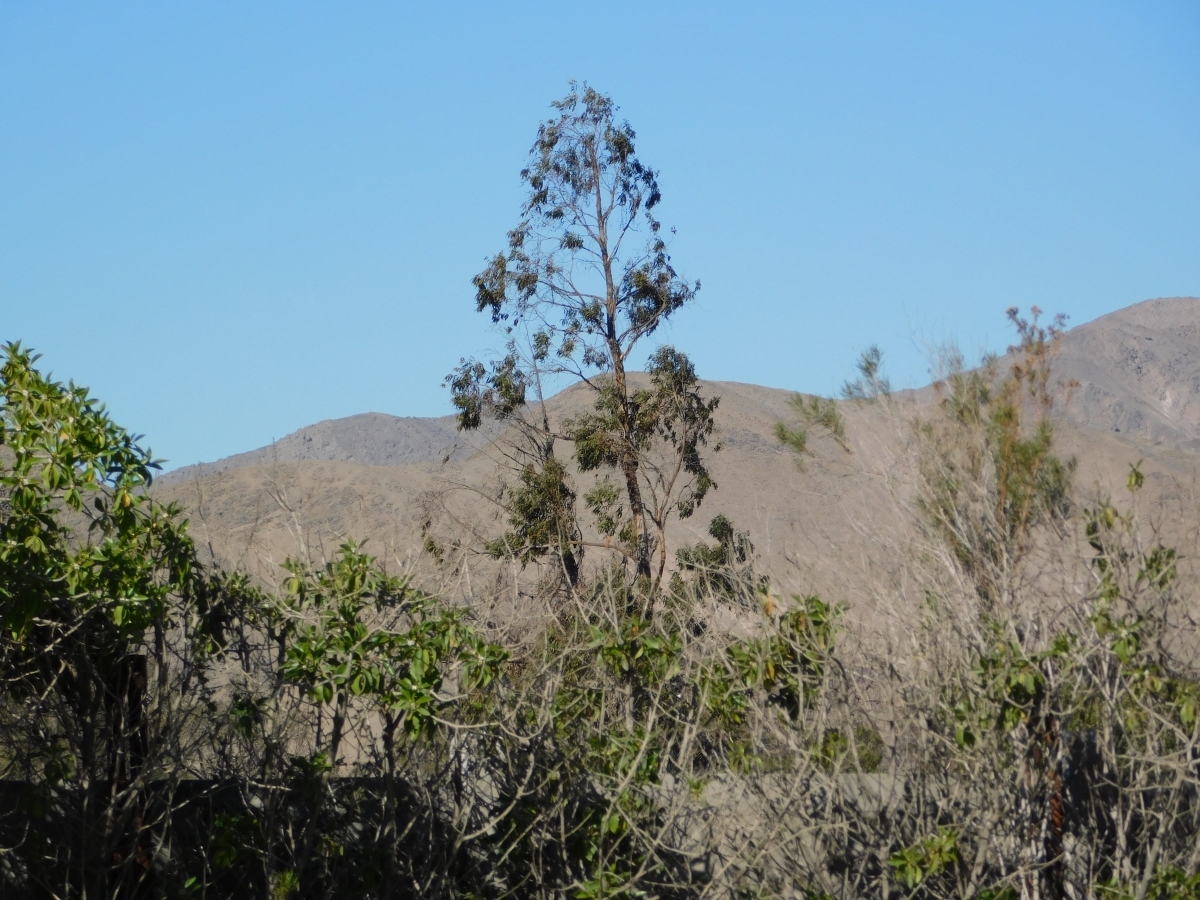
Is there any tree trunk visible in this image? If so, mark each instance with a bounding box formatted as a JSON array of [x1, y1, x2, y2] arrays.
[[381, 715, 400, 900], [107, 654, 150, 900], [608, 358, 651, 582], [595, 150, 651, 584], [297, 692, 347, 899]]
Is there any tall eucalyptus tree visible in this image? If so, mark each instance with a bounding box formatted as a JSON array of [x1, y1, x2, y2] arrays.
[[449, 83, 716, 586]]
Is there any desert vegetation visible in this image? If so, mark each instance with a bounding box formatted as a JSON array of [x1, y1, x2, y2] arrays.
[[2, 88, 1198, 900]]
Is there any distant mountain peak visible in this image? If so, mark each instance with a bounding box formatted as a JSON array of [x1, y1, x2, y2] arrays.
[[160, 297, 1200, 490], [1055, 296, 1200, 445], [157, 412, 504, 486]]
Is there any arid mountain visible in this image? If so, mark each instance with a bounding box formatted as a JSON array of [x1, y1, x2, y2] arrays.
[[1053, 297, 1200, 446], [158, 412, 504, 486], [155, 298, 1199, 625]]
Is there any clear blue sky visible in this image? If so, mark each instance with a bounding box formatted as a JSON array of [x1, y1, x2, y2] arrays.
[[3, 2, 1198, 470]]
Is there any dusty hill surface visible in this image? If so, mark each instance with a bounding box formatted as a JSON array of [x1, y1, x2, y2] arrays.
[[158, 413, 505, 486], [154, 299, 1200, 626], [1054, 296, 1200, 446]]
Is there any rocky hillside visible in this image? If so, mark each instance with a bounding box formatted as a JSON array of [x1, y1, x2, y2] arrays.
[[1055, 297, 1200, 446], [158, 413, 504, 486], [154, 298, 1200, 624]]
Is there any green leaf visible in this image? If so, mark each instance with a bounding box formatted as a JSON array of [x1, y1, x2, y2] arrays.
[[1180, 698, 1195, 727]]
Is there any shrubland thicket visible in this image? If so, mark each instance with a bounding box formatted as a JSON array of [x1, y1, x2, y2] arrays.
[[2, 87, 1198, 900]]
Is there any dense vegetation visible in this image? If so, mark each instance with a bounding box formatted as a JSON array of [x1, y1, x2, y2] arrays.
[[2, 88, 1197, 900]]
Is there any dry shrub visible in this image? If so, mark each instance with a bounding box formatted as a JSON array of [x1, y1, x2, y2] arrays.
[[5, 315, 1199, 900]]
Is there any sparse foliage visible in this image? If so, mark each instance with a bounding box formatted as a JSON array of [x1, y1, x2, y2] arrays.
[[446, 84, 718, 589], [842, 345, 891, 402], [775, 393, 849, 465]]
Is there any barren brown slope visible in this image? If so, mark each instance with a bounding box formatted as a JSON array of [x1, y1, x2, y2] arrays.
[[154, 299, 1200, 624], [158, 412, 505, 486], [153, 386, 1198, 627], [153, 379, 912, 617], [1054, 296, 1200, 445]]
